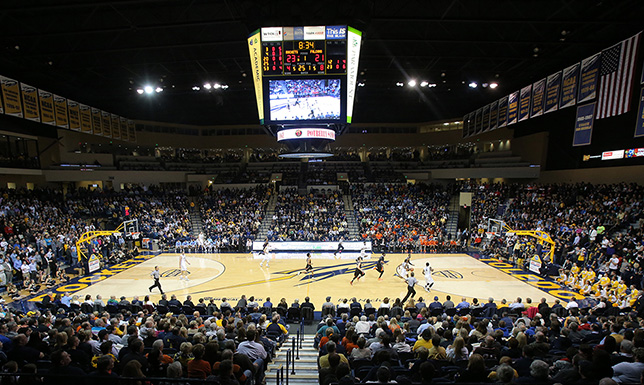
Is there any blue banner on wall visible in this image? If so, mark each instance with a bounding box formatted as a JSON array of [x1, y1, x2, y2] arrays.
[[482, 104, 490, 132], [507, 92, 519, 125], [561, 63, 580, 109], [475, 108, 483, 133], [489, 100, 499, 131], [545, 71, 562, 113], [578, 53, 601, 103], [498, 96, 508, 127], [519, 85, 532, 122], [635, 88, 644, 138], [573, 102, 596, 146]]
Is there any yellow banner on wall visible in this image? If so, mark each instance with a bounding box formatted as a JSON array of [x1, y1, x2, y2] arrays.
[[79, 104, 92, 133], [101, 111, 111, 137], [247, 30, 264, 123], [119, 117, 128, 141], [91, 107, 102, 135], [110, 114, 120, 140], [38, 89, 55, 125], [67, 100, 81, 131], [0, 76, 23, 117], [54, 94, 68, 128], [127, 120, 136, 142], [21, 83, 40, 122]]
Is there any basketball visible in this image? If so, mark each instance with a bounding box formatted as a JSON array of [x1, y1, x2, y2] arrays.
[[410, 268, 414, 272]]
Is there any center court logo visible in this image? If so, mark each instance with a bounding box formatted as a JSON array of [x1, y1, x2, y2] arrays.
[[162, 269, 189, 278], [433, 270, 463, 279]]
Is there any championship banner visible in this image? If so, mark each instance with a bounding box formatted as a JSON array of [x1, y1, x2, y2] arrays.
[[0, 76, 23, 117], [79, 104, 92, 134], [545, 71, 562, 113], [119, 117, 128, 140], [127, 120, 136, 142], [110, 114, 120, 140], [468, 112, 476, 136], [101, 111, 112, 137], [489, 100, 499, 131], [507, 91, 519, 125], [561, 63, 580, 109], [531, 78, 546, 118], [91, 107, 102, 136], [498, 96, 508, 127], [67, 100, 81, 131], [53, 95, 68, 128], [475, 108, 483, 134], [578, 53, 601, 103], [519, 85, 532, 122], [635, 88, 644, 138], [38, 90, 55, 125], [573, 102, 596, 146], [20, 83, 40, 122], [481, 104, 490, 132]]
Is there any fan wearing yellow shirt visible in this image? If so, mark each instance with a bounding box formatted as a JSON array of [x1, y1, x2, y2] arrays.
[[555, 270, 567, 284], [598, 275, 610, 287], [570, 264, 581, 276]]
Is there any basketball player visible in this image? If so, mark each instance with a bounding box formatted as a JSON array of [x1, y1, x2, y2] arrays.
[[402, 255, 414, 277], [333, 238, 344, 258], [423, 261, 435, 292], [375, 252, 386, 281], [260, 242, 271, 267], [298, 252, 314, 276], [360, 241, 369, 259], [350, 256, 366, 285], [179, 252, 191, 280], [149, 266, 164, 294]]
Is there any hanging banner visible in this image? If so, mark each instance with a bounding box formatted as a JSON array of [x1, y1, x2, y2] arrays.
[[481, 104, 490, 132], [101, 111, 112, 137], [54, 94, 68, 128], [545, 71, 562, 113], [635, 88, 644, 138], [38, 89, 55, 125], [475, 108, 483, 134], [21, 83, 40, 122], [79, 104, 92, 134], [119, 117, 128, 140], [489, 100, 499, 131], [67, 100, 81, 131], [110, 114, 120, 140], [573, 102, 596, 146], [561, 63, 580, 109], [578, 53, 601, 103], [0, 76, 23, 117], [507, 91, 519, 125], [127, 120, 136, 142], [467, 112, 476, 136], [519, 85, 532, 122], [498, 96, 508, 127], [91, 107, 103, 136], [531, 78, 546, 118]]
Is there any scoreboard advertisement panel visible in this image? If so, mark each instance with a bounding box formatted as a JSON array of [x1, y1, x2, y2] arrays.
[[248, 25, 361, 126]]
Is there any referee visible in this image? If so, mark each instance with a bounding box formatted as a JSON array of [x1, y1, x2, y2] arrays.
[[401, 271, 417, 303], [149, 266, 164, 294]]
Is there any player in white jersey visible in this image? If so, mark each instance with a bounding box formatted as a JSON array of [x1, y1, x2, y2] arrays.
[[180, 252, 191, 280], [360, 242, 368, 259], [423, 262, 435, 292], [260, 243, 272, 267]]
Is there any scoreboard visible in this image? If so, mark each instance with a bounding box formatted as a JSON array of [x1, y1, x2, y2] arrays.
[[248, 25, 362, 125]]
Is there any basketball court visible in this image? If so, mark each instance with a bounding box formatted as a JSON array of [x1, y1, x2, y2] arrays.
[[41, 252, 580, 308]]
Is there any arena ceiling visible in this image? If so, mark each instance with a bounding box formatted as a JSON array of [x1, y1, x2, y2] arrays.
[[0, 0, 642, 127]]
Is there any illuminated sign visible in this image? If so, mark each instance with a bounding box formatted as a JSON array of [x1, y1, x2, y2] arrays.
[[601, 149, 625, 160], [276, 128, 336, 141]]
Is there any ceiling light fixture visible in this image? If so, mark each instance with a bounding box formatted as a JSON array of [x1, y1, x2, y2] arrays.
[[136, 89, 144, 94], [408, 80, 417, 87], [468, 82, 478, 88], [489, 82, 498, 89], [143, 85, 154, 94], [420, 81, 428, 87], [203, 83, 212, 90]]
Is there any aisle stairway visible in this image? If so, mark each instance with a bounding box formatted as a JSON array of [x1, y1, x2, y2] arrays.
[[343, 194, 360, 239], [256, 194, 278, 240], [266, 333, 319, 385], [446, 194, 460, 239], [188, 197, 203, 237]]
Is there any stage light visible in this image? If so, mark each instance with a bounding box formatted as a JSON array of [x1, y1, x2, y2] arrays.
[[489, 82, 498, 89], [203, 83, 212, 90], [468, 82, 478, 88], [408, 80, 417, 87], [144, 85, 154, 94], [136, 89, 144, 94]]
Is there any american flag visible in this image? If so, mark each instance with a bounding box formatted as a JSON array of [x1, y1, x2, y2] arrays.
[[597, 32, 641, 119]]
